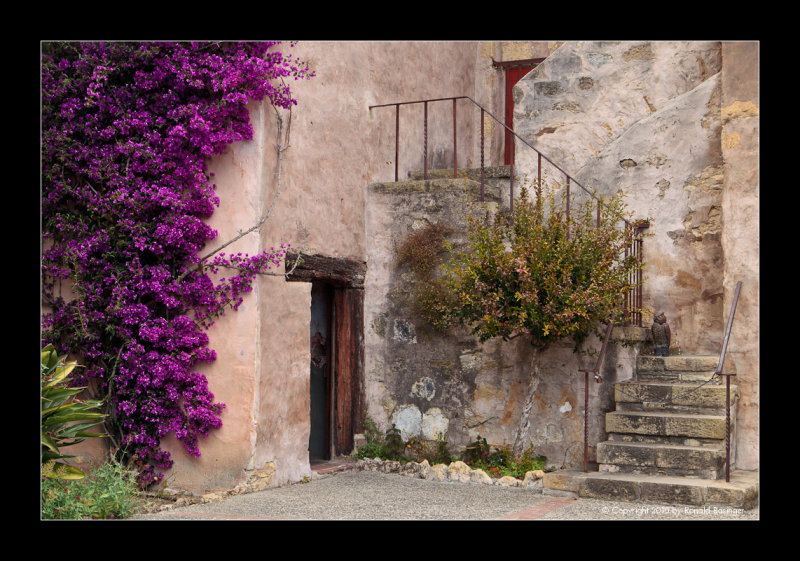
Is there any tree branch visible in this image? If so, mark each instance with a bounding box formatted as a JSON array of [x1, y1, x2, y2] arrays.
[[176, 103, 292, 283]]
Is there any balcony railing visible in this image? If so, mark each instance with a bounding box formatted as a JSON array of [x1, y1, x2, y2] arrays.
[[369, 95, 649, 327]]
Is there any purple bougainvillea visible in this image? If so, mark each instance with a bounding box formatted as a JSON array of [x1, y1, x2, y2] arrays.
[[41, 41, 313, 487]]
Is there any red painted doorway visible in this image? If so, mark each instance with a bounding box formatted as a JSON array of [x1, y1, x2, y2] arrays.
[[495, 58, 545, 165]]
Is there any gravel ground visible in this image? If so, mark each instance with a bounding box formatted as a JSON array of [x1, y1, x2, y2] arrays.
[[130, 470, 759, 521]]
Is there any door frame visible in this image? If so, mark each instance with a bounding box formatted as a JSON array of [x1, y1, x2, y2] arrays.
[[286, 252, 367, 457], [493, 57, 545, 165]]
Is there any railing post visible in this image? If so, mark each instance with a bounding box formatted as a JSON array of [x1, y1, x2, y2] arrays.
[[480, 108, 485, 202], [423, 101, 428, 180], [453, 98, 457, 178], [510, 136, 515, 217], [394, 104, 400, 182], [584, 369, 589, 472], [565, 176, 571, 240], [717, 280, 742, 483]]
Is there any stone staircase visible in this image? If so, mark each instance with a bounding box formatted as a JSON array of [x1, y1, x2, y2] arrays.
[[543, 355, 759, 509]]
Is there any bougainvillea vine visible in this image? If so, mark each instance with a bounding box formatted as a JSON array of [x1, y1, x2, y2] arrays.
[[41, 41, 314, 487]]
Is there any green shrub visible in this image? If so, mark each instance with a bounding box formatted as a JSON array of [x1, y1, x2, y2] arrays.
[[462, 435, 548, 479], [41, 459, 141, 519], [425, 184, 647, 348], [355, 416, 452, 464], [405, 432, 453, 465], [355, 416, 406, 461]]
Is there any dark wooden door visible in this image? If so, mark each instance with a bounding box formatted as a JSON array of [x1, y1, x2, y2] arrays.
[[332, 287, 364, 456], [285, 253, 366, 459]]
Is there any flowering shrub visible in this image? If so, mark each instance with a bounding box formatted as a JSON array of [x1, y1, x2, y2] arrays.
[[427, 184, 645, 348], [41, 42, 313, 487]]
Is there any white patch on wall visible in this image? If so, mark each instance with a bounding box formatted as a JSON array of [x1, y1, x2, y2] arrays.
[[559, 401, 573, 413], [421, 408, 449, 440], [391, 404, 422, 440]]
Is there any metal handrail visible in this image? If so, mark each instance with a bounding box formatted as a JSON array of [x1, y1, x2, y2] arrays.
[[578, 322, 614, 472], [369, 95, 639, 228], [716, 280, 742, 482], [369, 95, 648, 327]]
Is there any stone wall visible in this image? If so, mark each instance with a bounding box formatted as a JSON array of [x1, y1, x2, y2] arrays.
[[364, 176, 647, 469], [512, 41, 758, 469], [720, 42, 759, 470], [513, 41, 726, 355]]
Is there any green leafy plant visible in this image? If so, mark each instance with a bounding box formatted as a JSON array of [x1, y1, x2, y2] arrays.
[[41, 344, 106, 480], [430, 184, 647, 348], [461, 436, 547, 479], [396, 222, 459, 321], [355, 416, 405, 461], [405, 432, 453, 465], [382, 424, 406, 461], [41, 458, 141, 519]]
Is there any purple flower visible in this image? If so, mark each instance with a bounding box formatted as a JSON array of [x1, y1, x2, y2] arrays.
[[41, 41, 313, 487]]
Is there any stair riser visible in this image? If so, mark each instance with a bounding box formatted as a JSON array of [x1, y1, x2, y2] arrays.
[[606, 412, 729, 440], [597, 442, 724, 479], [597, 442, 724, 470], [615, 383, 738, 407], [575, 475, 757, 509], [637, 356, 720, 373], [543, 471, 759, 510]]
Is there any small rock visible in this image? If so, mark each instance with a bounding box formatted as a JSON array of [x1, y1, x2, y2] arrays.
[[494, 476, 521, 487], [469, 469, 493, 485], [447, 460, 472, 483], [428, 464, 449, 481]]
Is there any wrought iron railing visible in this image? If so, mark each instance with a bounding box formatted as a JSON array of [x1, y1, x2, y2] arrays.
[[716, 280, 742, 482], [369, 95, 648, 327]]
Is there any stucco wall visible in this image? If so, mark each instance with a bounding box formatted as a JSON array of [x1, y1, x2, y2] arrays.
[[720, 41, 758, 470], [161, 41, 490, 492], [61, 41, 756, 492]]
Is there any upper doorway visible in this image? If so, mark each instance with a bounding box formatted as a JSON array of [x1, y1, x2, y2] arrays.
[[494, 58, 545, 165]]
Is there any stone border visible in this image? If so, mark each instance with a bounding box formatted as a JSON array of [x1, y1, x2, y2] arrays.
[[141, 459, 547, 513], [357, 459, 545, 490]]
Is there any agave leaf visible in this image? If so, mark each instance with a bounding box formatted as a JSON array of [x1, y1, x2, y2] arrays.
[[55, 437, 87, 447], [56, 421, 107, 439], [41, 432, 60, 453], [43, 410, 106, 427], [42, 461, 85, 480], [43, 362, 79, 389], [41, 387, 85, 409]]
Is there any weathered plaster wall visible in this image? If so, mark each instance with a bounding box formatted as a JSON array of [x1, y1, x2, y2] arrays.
[[160, 41, 488, 492], [364, 178, 645, 469], [513, 41, 726, 355], [720, 42, 758, 470], [512, 40, 758, 470]]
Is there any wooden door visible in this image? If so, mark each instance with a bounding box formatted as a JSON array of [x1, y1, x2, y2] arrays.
[[332, 287, 364, 456]]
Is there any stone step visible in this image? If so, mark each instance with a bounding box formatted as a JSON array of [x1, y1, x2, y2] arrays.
[[542, 469, 758, 509], [636, 355, 723, 382], [606, 410, 729, 440], [596, 440, 725, 479], [614, 380, 739, 412], [408, 165, 511, 181]]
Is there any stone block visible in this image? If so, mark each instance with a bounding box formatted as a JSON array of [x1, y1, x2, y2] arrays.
[[654, 445, 724, 471], [597, 441, 655, 467], [581, 475, 640, 501], [640, 479, 705, 506]]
